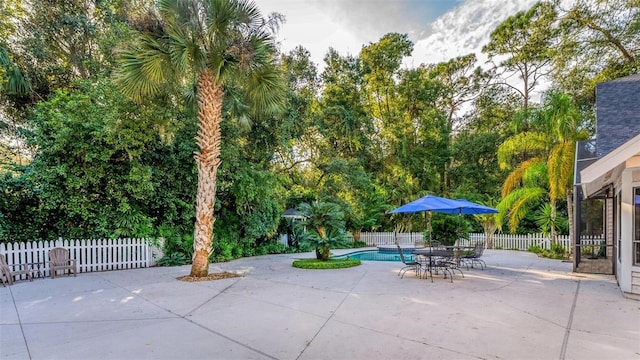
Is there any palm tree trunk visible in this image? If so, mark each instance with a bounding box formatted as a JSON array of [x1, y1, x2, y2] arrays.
[[566, 188, 574, 255], [550, 199, 558, 245], [190, 69, 223, 277]]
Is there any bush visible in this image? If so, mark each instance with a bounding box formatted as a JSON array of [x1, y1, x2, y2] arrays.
[[529, 242, 567, 260], [156, 252, 190, 266], [292, 258, 361, 269], [528, 244, 544, 254]]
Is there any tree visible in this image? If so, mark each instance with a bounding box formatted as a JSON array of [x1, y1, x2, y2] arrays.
[[0, 0, 28, 97], [4, 81, 178, 241], [497, 91, 589, 242], [427, 53, 492, 129], [483, 2, 557, 109], [551, 0, 640, 104], [475, 198, 499, 249], [116, 0, 285, 277]]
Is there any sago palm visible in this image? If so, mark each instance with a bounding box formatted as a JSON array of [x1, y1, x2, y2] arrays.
[[116, 0, 285, 277], [298, 201, 348, 261]]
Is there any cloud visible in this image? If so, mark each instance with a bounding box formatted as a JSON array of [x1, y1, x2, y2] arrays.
[[407, 0, 538, 67], [256, 0, 538, 72], [321, 0, 458, 41]]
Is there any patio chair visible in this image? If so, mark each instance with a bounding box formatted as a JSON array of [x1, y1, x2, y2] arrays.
[[49, 248, 77, 279], [462, 242, 486, 270], [421, 249, 454, 283], [396, 243, 422, 279], [0, 254, 33, 286], [441, 249, 465, 278]]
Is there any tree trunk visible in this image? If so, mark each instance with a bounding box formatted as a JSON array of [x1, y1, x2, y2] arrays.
[[550, 200, 558, 245], [566, 188, 574, 255], [190, 70, 223, 277], [483, 222, 497, 249], [320, 246, 330, 261]]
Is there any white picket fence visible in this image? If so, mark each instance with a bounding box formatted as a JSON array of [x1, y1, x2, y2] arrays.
[[1, 238, 156, 280], [356, 232, 604, 252]]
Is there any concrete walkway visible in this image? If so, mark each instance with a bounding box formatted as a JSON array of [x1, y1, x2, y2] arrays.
[[1, 250, 639, 360]]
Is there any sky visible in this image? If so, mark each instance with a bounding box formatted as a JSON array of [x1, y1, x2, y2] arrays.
[[254, 0, 538, 71]]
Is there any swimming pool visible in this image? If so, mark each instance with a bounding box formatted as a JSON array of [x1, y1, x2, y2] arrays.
[[332, 250, 415, 262]]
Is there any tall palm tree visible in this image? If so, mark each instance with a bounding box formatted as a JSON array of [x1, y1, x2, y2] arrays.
[[116, 0, 285, 277], [497, 91, 588, 243]]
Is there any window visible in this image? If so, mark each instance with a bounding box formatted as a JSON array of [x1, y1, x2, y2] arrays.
[[634, 189, 640, 265]]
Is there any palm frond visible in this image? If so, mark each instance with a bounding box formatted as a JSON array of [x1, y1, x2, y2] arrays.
[[207, 0, 235, 37], [501, 158, 541, 198], [522, 161, 548, 189], [246, 63, 285, 115], [234, 0, 264, 29], [165, 22, 197, 75], [497, 131, 551, 169], [548, 141, 575, 201], [498, 187, 547, 232], [0, 45, 30, 95], [115, 39, 171, 103]]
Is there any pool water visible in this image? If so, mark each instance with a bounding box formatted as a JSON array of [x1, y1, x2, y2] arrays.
[[332, 250, 415, 262]]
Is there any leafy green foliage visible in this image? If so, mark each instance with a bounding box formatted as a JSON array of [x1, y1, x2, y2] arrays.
[[535, 203, 568, 236], [156, 252, 190, 266], [529, 241, 567, 260], [292, 258, 361, 269]]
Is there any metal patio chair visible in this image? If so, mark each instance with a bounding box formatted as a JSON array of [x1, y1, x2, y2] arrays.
[[396, 243, 422, 279]]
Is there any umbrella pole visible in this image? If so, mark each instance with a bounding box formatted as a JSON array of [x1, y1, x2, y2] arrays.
[[425, 211, 432, 247]]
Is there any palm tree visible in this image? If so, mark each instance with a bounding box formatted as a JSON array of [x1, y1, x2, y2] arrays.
[[116, 0, 285, 277], [497, 91, 589, 243]]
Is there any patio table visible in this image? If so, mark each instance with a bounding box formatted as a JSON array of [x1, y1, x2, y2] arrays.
[[412, 249, 457, 282], [28, 262, 45, 279]]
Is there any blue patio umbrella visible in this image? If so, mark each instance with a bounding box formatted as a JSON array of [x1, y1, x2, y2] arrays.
[[388, 195, 465, 214], [388, 195, 465, 246], [452, 199, 499, 214], [388, 196, 498, 245]]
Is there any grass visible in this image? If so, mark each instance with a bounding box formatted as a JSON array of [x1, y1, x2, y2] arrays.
[[292, 258, 361, 269]]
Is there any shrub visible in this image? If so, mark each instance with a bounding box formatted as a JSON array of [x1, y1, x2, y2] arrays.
[[156, 252, 190, 266], [340, 240, 368, 249], [292, 258, 361, 269], [528, 244, 544, 254], [529, 242, 567, 260]]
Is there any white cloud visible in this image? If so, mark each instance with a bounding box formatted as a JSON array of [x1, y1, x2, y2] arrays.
[[407, 0, 538, 68], [256, 0, 539, 72]]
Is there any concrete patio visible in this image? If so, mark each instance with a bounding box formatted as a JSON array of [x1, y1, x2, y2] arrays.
[[1, 249, 639, 359]]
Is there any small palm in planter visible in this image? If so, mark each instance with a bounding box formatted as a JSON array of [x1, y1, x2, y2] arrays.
[[298, 201, 348, 261]]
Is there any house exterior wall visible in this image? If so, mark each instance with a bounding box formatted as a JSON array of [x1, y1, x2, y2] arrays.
[[618, 166, 640, 295], [596, 75, 640, 158]]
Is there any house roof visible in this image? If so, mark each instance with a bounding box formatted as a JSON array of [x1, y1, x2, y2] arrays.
[[580, 132, 640, 198], [282, 208, 306, 219], [604, 73, 640, 83]]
